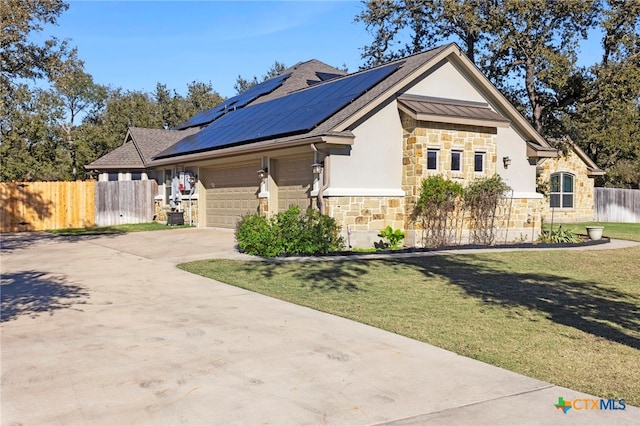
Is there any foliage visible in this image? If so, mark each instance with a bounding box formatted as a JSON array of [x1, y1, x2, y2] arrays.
[[235, 206, 344, 257], [356, 1, 639, 188], [538, 225, 582, 244], [413, 175, 464, 247], [566, 0, 640, 189], [357, 0, 598, 135], [234, 60, 287, 94], [464, 175, 511, 245], [377, 226, 405, 250], [0, 0, 70, 94]]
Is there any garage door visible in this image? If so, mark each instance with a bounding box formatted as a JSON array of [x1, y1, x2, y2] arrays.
[[273, 156, 314, 212], [201, 162, 260, 228]]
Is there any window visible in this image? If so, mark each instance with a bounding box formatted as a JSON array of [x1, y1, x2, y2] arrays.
[[474, 153, 484, 172], [427, 150, 438, 170], [451, 151, 462, 172], [550, 172, 574, 208], [131, 172, 142, 180], [107, 172, 118, 182]]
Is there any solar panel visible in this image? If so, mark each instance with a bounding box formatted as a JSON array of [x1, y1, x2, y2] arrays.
[[155, 63, 401, 159], [173, 73, 291, 130]]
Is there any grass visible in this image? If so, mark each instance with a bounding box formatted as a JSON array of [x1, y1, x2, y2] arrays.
[[47, 222, 192, 236], [180, 227, 640, 405], [543, 221, 640, 242]]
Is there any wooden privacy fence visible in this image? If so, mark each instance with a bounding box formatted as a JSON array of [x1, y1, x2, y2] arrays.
[[95, 180, 158, 226], [0, 181, 95, 232], [595, 187, 640, 223]]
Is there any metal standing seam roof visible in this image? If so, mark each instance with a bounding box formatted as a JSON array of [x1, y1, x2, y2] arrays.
[[397, 94, 511, 127]]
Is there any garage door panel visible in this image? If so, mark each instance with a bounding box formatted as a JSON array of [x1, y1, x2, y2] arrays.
[[275, 156, 313, 212], [202, 162, 260, 228]]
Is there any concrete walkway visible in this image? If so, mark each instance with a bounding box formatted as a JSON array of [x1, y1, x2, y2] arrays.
[[1, 228, 638, 425]]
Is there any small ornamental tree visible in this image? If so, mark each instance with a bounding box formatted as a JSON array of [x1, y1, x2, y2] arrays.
[[413, 176, 464, 247], [464, 175, 511, 245]]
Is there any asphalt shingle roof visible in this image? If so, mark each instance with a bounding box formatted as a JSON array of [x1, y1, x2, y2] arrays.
[[86, 127, 198, 169]]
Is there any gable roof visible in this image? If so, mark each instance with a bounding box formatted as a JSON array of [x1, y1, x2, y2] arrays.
[[172, 60, 346, 131], [154, 62, 400, 159], [251, 59, 347, 104], [86, 127, 198, 170], [152, 43, 551, 165]]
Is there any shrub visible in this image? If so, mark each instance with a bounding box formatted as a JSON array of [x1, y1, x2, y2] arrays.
[[538, 226, 581, 244], [235, 206, 344, 257], [413, 175, 464, 247], [464, 175, 511, 245], [377, 226, 405, 250], [235, 212, 280, 257]]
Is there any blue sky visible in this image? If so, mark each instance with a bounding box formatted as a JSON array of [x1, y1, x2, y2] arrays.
[[44, 0, 372, 98], [41, 1, 604, 99]]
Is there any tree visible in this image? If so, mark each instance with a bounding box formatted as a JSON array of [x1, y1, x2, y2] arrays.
[[567, 0, 640, 188], [53, 51, 108, 178], [1, 0, 73, 181], [0, 0, 70, 92], [357, 0, 599, 135], [234, 60, 287, 94], [0, 85, 68, 181]]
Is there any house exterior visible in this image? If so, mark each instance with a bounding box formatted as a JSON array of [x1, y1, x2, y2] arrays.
[[538, 138, 605, 223], [87, 44, 603, 247]]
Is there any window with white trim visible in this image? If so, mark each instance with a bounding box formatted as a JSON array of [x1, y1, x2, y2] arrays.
[[451, 151, 462, 172], [474, 152, 485, 173], [427, 149, 438, 170], [550, 172, 574, 208]]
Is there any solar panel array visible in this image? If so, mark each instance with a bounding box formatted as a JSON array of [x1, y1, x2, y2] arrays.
[[173, 73, 291, 130], [155, 63, 401, 159]]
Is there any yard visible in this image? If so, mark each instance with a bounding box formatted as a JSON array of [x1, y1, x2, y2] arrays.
[[180, 222, 640, 406]]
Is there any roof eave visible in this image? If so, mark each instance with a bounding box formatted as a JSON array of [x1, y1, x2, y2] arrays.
[[149, 133, 355, 166], [526, 142, 559, 158]]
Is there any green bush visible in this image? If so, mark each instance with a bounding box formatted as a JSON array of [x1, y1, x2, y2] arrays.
[[235, 206, 344, 257], [377, 226, 405, 250], [235, 212, 280, 257], [413, 175, 464, 247]]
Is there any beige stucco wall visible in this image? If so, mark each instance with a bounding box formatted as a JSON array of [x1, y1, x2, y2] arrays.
[[538, 150, 596, 222], [329, 100, 404, 195], [404, 60, 486, 103]]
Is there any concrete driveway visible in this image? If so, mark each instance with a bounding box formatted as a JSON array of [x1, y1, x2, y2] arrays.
[[1, 228, 637, 425]]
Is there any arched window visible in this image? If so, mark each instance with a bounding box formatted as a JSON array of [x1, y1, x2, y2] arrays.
[[550, 172, 574, 208]]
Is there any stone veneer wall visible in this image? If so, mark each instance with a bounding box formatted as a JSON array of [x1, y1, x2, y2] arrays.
[[154, 199, 199, 225], [401, 114, 499, 238], [325, 196, 405, 248], [538, 150, 596, 222]]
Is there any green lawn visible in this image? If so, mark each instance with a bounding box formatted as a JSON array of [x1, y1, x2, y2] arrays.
[[180, 223, 640, 405], [47, 222, 192, 236]]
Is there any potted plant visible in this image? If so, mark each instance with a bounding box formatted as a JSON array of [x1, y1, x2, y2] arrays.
[[585, 225, 604, 240]]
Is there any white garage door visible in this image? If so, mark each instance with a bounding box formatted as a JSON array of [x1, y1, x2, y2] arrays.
[[273, 156, 314, 212], [201, 162, 260, 228]]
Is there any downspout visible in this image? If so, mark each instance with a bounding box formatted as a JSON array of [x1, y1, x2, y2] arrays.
[[311, 143, 330, 215]]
